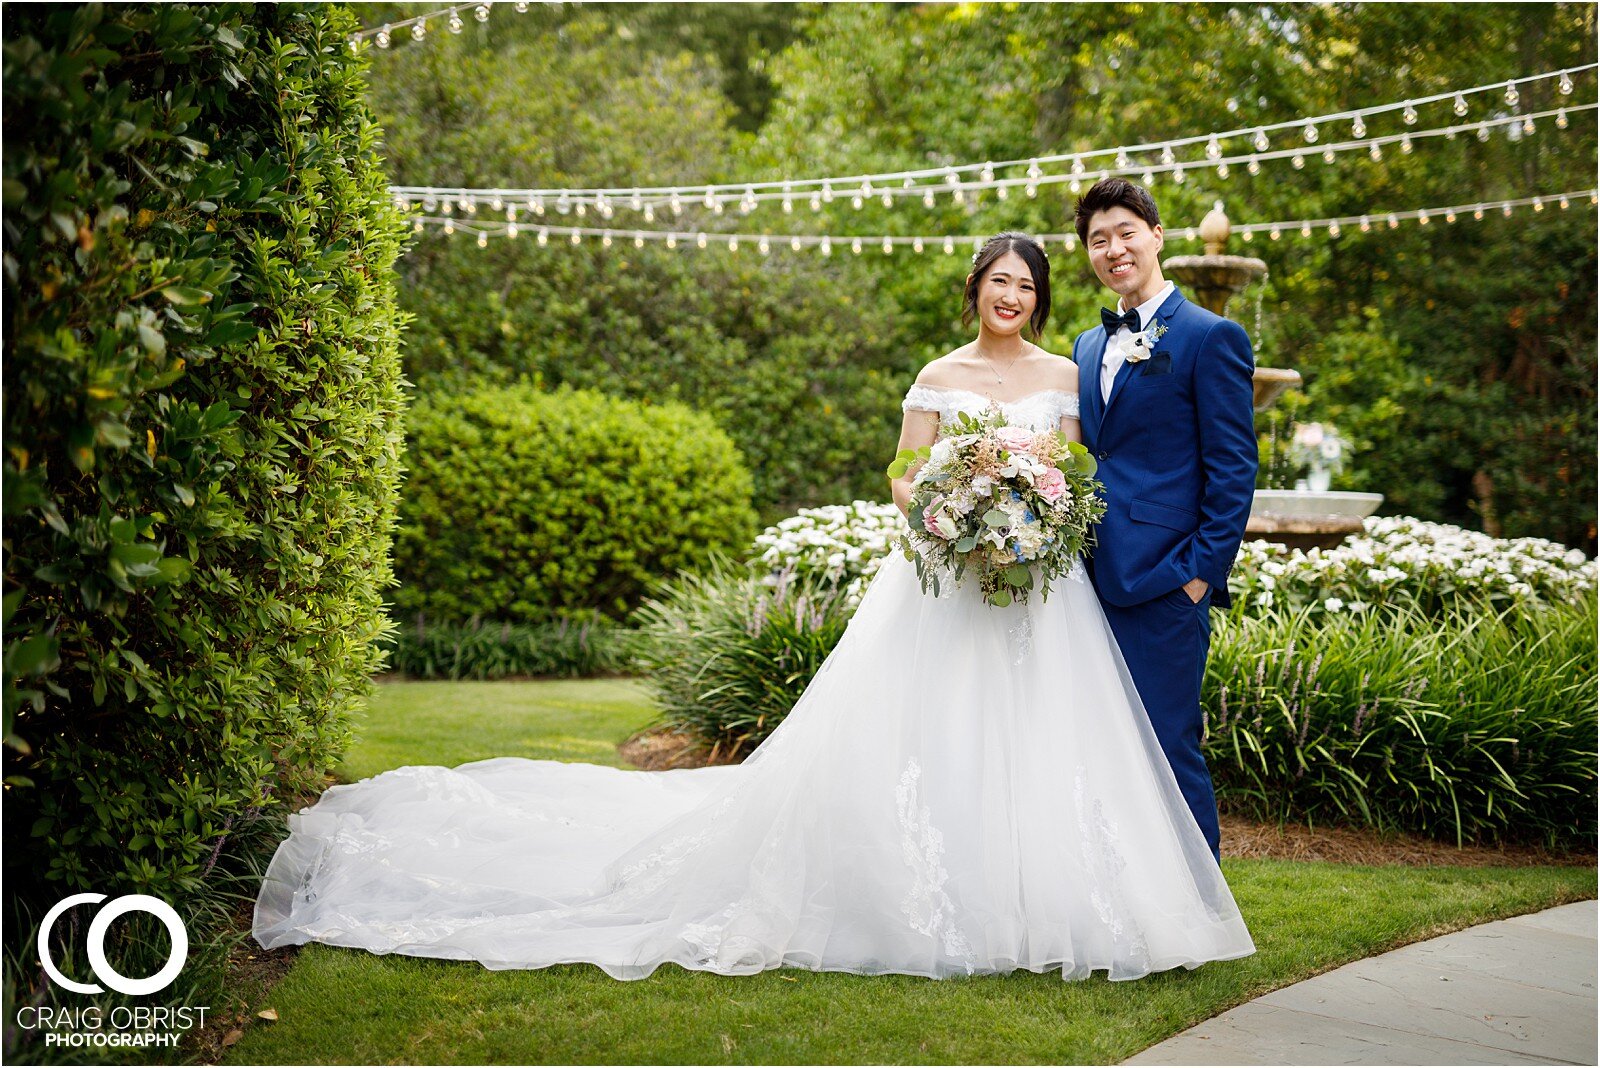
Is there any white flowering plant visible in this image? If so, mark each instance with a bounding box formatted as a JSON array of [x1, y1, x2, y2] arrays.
[[886, 405, 1104, 607], [1231, 516, 1597, 615], [749, 501, 906, 606]]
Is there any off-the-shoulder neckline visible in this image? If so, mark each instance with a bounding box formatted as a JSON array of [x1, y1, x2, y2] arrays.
[[907, 384, 1079, 405]]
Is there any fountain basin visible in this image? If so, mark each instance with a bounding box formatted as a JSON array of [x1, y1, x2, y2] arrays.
[[1252, 367, 1302, 412], [1246, 490, 1385, 551]]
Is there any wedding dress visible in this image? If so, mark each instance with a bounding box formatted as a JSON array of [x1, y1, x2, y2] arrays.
[[253, 385, 1255, 981]]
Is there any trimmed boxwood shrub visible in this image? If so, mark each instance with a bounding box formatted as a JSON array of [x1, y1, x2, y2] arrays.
[[2, 2, 408, 911], [393, 383, 758, 624]]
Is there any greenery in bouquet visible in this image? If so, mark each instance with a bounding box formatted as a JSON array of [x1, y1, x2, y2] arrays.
[[887, 406, 1103, 607]]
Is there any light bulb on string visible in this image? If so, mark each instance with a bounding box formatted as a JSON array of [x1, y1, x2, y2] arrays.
[[1069, 178, 1081, 193], [1248, 157, 1261, 174], [643, 204, 654, 222], [696, 232, 707, 248], [758, 236, 770, 255], [781, 183, 793, 213], [1216, 162, 1229, 178], [537, 227, 548, 245], [1328, 221, 1340, 236], [1064, 235, 1076, 252], [1205, 136, 1222, 159], [822, 181, 834, 204], [1445, 209, 1456, 223], [913, 236, 924, 253], [995, 184, 1008, 200], [952, 185, 965, 204], [1071, 156, 1087, 176], [1533, 197, 1545, 212], [728, 236, 739, 251], [628, 191, 642, 213], [565, 231, 581, 247], [515, 2, 528, 11], [1472, 204, 1484, 220], [601, 232, 612, 248], [703, 188, 716, 209], [634, 233, 644, 248], [449, 8, 463, 33], [490, 195, 504, 212], [1300, 222, 1312, 237], [859, 179, 874, 206], [1401, 133, 1413, 154], [1253, 129, 1269, 151], [556, 192, 570, 214], [1368, 141, 1382, 161], [741, 187, 757, 214], [1591, 191, 1597, 204], [1303, 122, 1318, 143], [1453, 93, 1468, 116], [1322, 147, 1335, 164], [392, 193, 408, 211], [598, 198, 613, 220], [1522, 115, 1535, 135], [881, 236, 893, 254], [790, 236, 802, 251], [669, 190, 683, 216], [1359, 215, 1371, 232], [1387, 213, 1399, 228], [476, 231, 488, 247], [1351, 115, 1366, 138], [1504, 83, 1519, 107], [1417, 210, 1430, 225], [474, 4, 489, 21], [881, 190, 893, 208], [711, 198, 724, 215], [1160, 146, 1175, 166], [820, 236, 832, 256], [1172, 166, 1185, 184], [1476, 123, 1490, 142], [1184, 227, 1198, 241], [463, 194, 478, 214], [1269, 224, 1281, 240], [665, 234, 676, 248], [443, 219, 454, 234], [1292, 152, 1305, 169], [851, 237, 862, 255], [809, 192, 822, 212], [1557, 109, 1569, 129], [1501, 202, 1513, 216], [1142, 169, 1155, 184], [376, 27, 391, 47], [412, 218, 423, 233], [1240, 228, 1252, 242], [1403, 103, 1418, 125], [531, 195, 544, 216], [412, 18, 427, 40], [1559, 194, 1570, 209], [574, 201, 586, 217], [942, 236, 954, 255], [922, 188, 935, 208], [505, 205, 517, 221], [980, 162, 995, 184], [1558, 71, 1575, 95]]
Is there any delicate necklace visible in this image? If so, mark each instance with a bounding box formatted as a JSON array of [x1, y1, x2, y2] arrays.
[[975, 340, 1030, 384]]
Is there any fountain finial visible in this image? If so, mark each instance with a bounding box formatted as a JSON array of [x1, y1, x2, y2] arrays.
[[1200, 201, 1231, 255]]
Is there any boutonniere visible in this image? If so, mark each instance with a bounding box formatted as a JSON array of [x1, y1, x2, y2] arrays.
[[1125, 321, 1168, 364]]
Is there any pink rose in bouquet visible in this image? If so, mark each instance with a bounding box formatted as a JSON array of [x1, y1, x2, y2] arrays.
[[995, 426, 1035, 454], [1035, 466, 1068, 503], [923, 510, 959, 540]]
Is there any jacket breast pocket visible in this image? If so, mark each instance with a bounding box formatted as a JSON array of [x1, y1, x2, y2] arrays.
[[1129, 497, 1198, 532]]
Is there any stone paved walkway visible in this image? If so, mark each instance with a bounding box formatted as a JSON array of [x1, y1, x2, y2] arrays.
[[1126, 900, 1597, 1065]]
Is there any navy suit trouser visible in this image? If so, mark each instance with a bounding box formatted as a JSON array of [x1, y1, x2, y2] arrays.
[[1098, 588, 1221, 862]]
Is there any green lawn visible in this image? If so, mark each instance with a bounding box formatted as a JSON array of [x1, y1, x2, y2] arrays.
[[229, 679, 1596, 1065]]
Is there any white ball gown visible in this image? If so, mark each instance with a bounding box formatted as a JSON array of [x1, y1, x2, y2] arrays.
[[253, 385, 1256, 981]]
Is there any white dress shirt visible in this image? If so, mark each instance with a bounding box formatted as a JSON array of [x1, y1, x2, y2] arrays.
[[1100, 280, 1176, 405]]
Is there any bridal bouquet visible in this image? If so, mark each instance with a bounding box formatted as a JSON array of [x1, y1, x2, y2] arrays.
[[887, 406, 1105, 606]]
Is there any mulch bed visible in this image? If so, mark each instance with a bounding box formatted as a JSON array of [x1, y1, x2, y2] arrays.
[[619, 727, 1597, 869]]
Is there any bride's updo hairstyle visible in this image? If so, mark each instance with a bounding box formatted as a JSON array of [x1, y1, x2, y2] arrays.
[[961, 231, 1051, 341]]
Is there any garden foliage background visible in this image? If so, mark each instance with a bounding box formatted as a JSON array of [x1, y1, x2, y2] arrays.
[[370, 2, 1596, 548]]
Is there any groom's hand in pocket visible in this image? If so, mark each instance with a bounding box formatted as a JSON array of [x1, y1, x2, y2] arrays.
[[1182, 577, 1210, 604]]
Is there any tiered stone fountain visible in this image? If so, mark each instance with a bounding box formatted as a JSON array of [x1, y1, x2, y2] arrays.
[[1163, 202, 1382, 551]]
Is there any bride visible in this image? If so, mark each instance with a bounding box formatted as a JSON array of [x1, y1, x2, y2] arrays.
[[253, 231, 1255, 981]]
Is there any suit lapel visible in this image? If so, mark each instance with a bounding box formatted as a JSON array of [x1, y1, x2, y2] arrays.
[[1100, 286, 1189, 429], [1080, 330, 1108, 439]]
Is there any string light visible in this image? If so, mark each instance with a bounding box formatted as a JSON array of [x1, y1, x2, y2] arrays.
[[1454, 93, 1469, 116], [1505, 82, 1520, 107], [411, 18, 427, 41], [1560, 72, 1575, 94], [1253, 129, 1270, 151], [1351, 115, 1366, 138], [407, 189, 1595, 255], [1403, 103, 1418, 124], [448, 8, 463, 34]]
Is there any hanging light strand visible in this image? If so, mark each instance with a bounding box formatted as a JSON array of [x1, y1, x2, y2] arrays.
[[389, 63, 1596, 206], [407, 188, 1598, 252], [391, 102, 1596, 216], [351, 1, 535, 48]]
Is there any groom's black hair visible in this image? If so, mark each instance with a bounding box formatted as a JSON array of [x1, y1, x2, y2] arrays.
[[962, 232, 1051, 341], [1073, 178, 1161, 243]]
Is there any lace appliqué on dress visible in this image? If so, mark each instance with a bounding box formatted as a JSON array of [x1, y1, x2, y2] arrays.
[[894, 760, 977, 971], [902, 385, 1080, 433], [1072, 768, 1151, 966]]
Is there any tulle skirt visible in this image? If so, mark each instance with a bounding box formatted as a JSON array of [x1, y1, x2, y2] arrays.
[[253, 554, 1255, 980]]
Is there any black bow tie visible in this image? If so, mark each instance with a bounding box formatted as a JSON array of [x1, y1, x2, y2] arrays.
[[1101, 307, 1141, 335]]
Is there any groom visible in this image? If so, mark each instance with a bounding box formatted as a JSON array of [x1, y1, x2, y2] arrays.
[[1070, 178, 1258, 863]]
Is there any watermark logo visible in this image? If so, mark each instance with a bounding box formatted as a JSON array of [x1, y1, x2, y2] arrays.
[[38, 893, 188, 995]]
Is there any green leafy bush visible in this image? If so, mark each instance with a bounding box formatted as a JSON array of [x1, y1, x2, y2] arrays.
[[2, 1, 407, 907], [380, 617, 630, 680], [633, 559, 854, 759], [393, 383, 758, 624], [1204, 594, 1598, 847]]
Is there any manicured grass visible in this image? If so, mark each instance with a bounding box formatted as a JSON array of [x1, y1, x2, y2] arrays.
[[336, 678, 657, 781], [229, 680, 1595, 1065]]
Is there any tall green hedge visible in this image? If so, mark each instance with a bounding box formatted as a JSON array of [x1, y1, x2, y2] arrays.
[[2, 4, 408, 903], [394, 383, 758, 623]]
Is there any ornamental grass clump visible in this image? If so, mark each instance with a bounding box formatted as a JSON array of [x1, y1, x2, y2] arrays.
[[633, 560, 854, 760], [1204, 592, 1597, 848]]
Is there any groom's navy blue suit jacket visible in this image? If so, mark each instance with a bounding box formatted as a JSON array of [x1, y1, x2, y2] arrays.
[[1071, 286, 1258, 610]]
